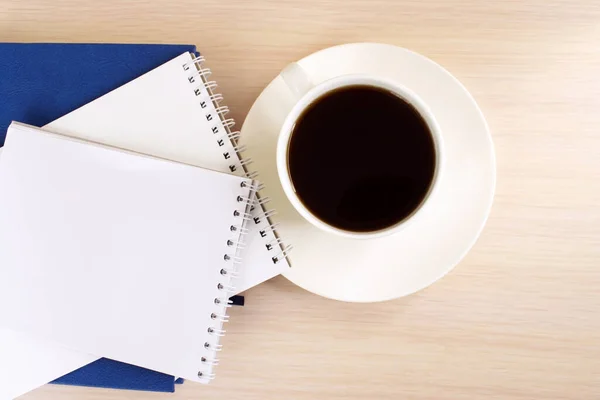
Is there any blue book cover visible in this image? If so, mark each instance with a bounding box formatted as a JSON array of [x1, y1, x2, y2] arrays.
[[0, 42, 196, 392]]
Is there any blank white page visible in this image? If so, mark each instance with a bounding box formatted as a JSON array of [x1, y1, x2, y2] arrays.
[[0, 123, 253, 383], [1, 146, 91, 400], [1, 146, 92, 400], [0, 145, 96, 400], [0, 328, 97, 400]]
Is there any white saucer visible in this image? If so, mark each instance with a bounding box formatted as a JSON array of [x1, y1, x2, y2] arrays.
[[240, 43, 496, 302]]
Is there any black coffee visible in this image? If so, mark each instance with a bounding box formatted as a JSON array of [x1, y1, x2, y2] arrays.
[[287, 85, 436, 233]]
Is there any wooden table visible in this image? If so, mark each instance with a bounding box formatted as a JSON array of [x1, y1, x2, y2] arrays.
[[3, 0, 600, 398]]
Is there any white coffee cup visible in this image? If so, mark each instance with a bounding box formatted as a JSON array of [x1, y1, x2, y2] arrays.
[[276, 63, 445, 240]]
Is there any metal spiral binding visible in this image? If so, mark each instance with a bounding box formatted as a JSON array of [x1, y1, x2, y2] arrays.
[[232, 144, 247, 153], [220, 118, 235, 129], [215, 106, 229, 116], [272, 244, 294, 264], [219, 268, 239, 279], [183, 53, 291, 273], [248, 210, 278, 226], [226, 238, 246, 249], [229, 224, 249, 234], [259, 222, 281, 236], [233, 210, 253, 222], [261, 209, 278, 219], [227, 131, 242, 141], [240, 181, 265, 192], [201, 356, 220, 366], [247, 197, 271, 214], [236, 195, 253, 204], [182, 56, 205, 71], [204, 343, 224, 352], [217, 282, 236, 292], [238, 158, 254, 168], [223, 254, 243, 264], [210, 312, 230, 323], [246, 171, 260, 180], [197, 372, 216, 380], [209, 93, 224, 104], [196, 68, 212, 77], [213, 297, 235, 307], [204, 81, 219, 91], [216, 132, 241, 148], [193, 175, 254, 382], [265, 237, 285, 251], [207, 327, 227, 337]]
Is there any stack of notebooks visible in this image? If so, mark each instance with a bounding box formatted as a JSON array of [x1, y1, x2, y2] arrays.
[[0, 43, 291, 399]]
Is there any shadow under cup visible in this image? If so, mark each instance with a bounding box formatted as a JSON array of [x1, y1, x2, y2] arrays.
[[285, 83, 439, 236]]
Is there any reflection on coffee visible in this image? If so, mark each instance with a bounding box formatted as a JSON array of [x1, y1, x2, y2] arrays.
[[287, 85, 436, 233]]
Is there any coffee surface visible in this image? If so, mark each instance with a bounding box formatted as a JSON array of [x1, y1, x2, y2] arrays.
[[288, 85, 436, 232]]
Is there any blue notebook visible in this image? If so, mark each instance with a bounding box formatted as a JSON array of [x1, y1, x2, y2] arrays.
[[0, 42, 196, 393]]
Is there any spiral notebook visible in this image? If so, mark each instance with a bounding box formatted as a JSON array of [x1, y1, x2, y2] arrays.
[[0, 50, 291, 399], [0, 122, 255, 387], [0, 42, 199, 396], [46, 51, 291, 292]]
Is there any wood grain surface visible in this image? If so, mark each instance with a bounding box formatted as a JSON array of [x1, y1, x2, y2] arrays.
[[2, 0, 600, 398]]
